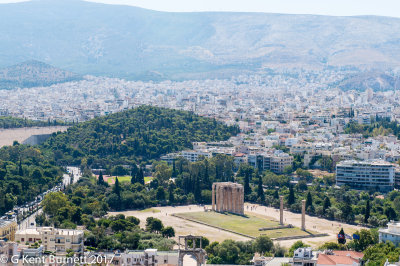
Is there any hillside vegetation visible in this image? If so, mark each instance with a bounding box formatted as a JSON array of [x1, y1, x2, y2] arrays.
[[43, 106, 239, 167], [0, 60, 81, 90], [0, 144, 63, 215], [0, 116, 68, 129]]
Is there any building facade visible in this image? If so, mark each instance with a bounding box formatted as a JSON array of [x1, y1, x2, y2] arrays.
[[0, 219, 17, 241], [15, 227, 84, 255], [336, 160, 395, 192], [379, 221, 400, 246]]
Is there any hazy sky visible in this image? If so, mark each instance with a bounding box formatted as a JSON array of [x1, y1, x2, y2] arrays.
[[1, 0, 399, 18]]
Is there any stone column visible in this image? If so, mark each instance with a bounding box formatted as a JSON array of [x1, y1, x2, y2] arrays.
[[228, 186, 234, 212], [279, 196, 284, 225], [240, 187, 244, 215], [216, 185, 220, 212], [212, 184, 215, 211], [233, 187, 238, 214], [301, 199, 306, 231], [218, 186, 222, 212]]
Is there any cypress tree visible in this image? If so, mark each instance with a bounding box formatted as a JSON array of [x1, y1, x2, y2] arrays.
[[244, 170, 251, 196], [18, 159, 23, 176], [306, 191, 313, 209], [194, 177, 202, 203], [257, 171, 265, 202], [172, 160, 177, 178], [323, 196, 331, 214], [136, 168, 145, 185], [113, 177, 121, 197], [288, 186, 295, 205], [131, 165, 138, 184], [338, 228, 346, 244], [364, 199, 370, 223], [98, 171, 104, 185]]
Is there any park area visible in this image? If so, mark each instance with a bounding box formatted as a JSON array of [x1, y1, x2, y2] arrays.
[[101, 175, 153, 185], [174, 211, 310, 239]]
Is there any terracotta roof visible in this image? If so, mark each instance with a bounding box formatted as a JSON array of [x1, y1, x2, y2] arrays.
[[331, 251, 364, 259], [317, 251, 363, 266]]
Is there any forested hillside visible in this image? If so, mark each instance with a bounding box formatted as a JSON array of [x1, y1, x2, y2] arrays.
[[0, 144, 63, 214], [0, 116, 67, 129], [43, 106, 239, 168]]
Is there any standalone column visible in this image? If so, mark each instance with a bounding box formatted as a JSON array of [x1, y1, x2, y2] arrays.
[[240, 187, 244, 215], [216, 185, 220, 212], [279, 196, 284, 225], [301, 200, 306, 231], [233, 188, 238, 214], [212, 184, 215, 211], [227, 187, 232, 213]]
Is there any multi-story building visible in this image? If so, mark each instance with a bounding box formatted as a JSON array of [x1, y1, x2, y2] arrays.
[[379, 221, 400, 246], [291, 247, 317, 266], [250, 151, 294, 174], [0, 219, 17, 241], [15, 227, 84, 255], [91, 249, 179, 266], [336, 160, 395, 192], [0, 240, 17, 263]]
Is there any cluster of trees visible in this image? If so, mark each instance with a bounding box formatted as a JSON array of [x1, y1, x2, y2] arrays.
[[235, 162, 396, 227], [206, 236, 285, 265], [0, 143, 63, 215], [0, 116, 68, 129], [101, 154, 237, 211], [42, 106, 239, 167], [39, 190, 176, 252], [344, 116, 400, 138]]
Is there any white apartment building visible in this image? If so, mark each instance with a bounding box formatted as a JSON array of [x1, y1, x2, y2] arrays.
[[15, 227, 84, 256], [379, 221, 400, 246], [336, 160, 395, 192]]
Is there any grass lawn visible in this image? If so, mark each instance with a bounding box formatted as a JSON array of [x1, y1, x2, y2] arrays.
[[107, 176, 154, 184], [107, 175, 131, 184], [176, 211, 310, 238], [138, 208, 161, 213]]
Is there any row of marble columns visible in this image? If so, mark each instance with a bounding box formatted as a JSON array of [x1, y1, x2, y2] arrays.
[[279, 196, 306, 231], [212, 182, 244, 215]]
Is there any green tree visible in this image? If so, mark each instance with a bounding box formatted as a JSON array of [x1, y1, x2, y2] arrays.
[[306, 192, 313, 209], [288, 186, 295, 205], [257, 171, 265, 203], [161, 226, 175, 238], [98, 171, 104, 185], [42, 192, 69, 217], [253, 236, 273, 254], [113, 177, 121, 197], [323, 196, 331, 214], [338, 228, 346, 245], [364, 199, 370, 223]]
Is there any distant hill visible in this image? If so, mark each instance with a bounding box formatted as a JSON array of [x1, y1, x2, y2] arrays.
[[0, 60, 82, 89], [334, 72, 400, 91], [42, 106, 240, 167], [0, 0, 400, 80]]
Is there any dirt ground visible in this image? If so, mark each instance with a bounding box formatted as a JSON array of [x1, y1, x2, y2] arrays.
[[109, 203, 365, 248], [0, 126, 68, 147]]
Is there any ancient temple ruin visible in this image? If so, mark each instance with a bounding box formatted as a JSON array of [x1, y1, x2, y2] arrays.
[[211, 182, 244, 215]]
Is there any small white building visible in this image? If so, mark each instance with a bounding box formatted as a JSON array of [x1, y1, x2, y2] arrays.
[[379, 221, 400, 246]]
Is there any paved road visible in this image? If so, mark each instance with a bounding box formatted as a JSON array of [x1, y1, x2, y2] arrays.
[[18, 166, 82, 230]]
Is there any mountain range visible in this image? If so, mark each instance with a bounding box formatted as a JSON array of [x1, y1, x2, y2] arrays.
[[0, 0, 400, 80]]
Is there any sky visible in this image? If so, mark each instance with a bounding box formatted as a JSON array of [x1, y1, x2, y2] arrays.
[[0, 0, 399, 18]]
